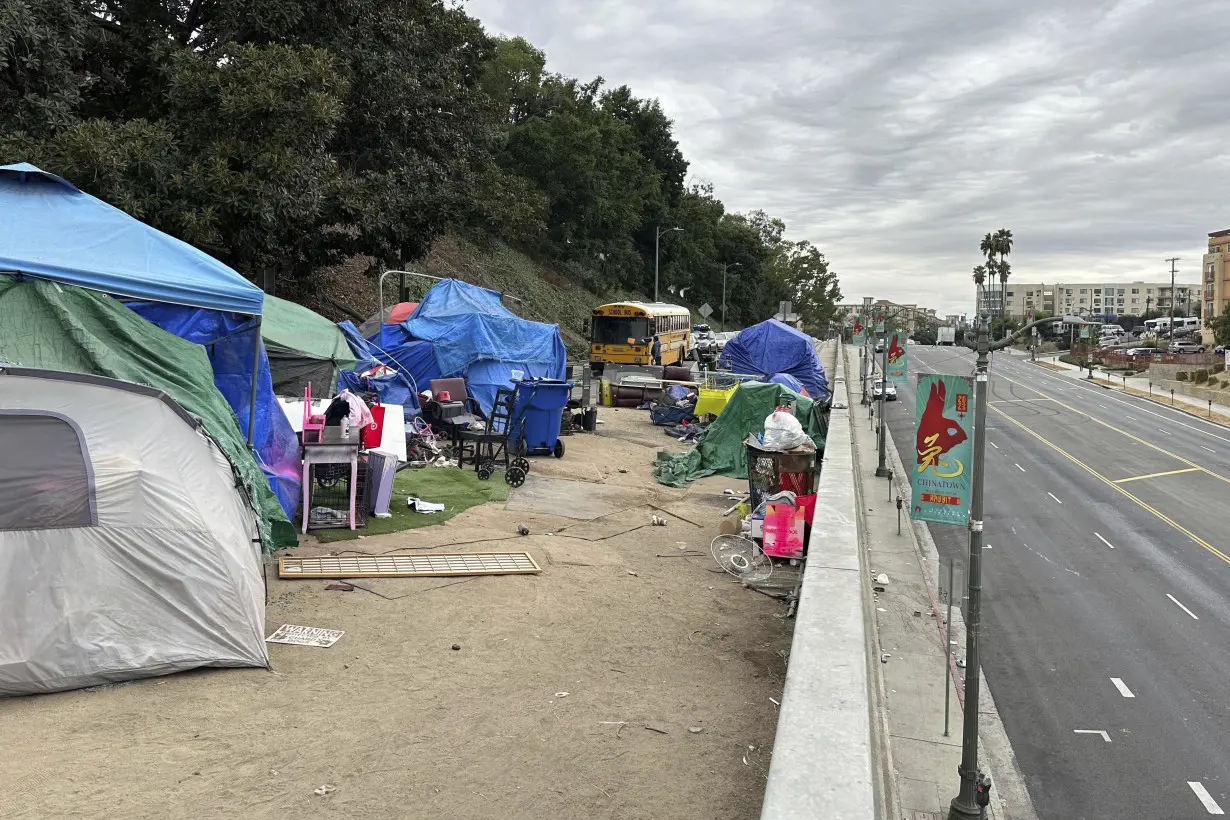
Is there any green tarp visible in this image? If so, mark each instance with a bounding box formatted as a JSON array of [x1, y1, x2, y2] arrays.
[[653, 381, 829, 488], [0, 277, 295, 549], [261, 294, 358, 396]]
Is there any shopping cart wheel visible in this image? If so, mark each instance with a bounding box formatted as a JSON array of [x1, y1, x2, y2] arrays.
[[514, 437, 529, 457], [505, 466, 527, 488], [477, 460, 496, 481], [553, 439, 565, 458], [512, 457, 531, 474]]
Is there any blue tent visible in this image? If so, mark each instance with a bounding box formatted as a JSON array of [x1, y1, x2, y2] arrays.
[[371, 279, 567, 414], [337, 321, 421, 411], [719, 319, 830, 399], [0, 163, 300, 532], [0, 163, 262, 314]]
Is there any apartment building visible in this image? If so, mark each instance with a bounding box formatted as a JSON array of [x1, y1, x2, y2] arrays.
[[837, 300, 938, 332], [996, 281, 1199, 320], [1201, 230, 1230, 344]]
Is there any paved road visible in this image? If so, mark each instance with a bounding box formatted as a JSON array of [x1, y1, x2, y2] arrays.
[[872, 344, 1230, 820]]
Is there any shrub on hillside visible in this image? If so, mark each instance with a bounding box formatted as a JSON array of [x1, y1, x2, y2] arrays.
[[1195, 370, 1209, 384], [1176, 371, 1189, 381]]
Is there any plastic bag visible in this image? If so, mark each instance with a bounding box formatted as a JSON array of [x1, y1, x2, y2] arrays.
[[763, 409, 808, 450]]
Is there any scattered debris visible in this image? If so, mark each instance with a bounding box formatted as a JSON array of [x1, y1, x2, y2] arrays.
[[626, 570, 638, 576], [650, 515, 667, 526], [644, 725, 669, 735], [313, 785, 336, 796], [880, 653, 891, 663], [874, 573, 890, 586], [266, 624, 345, 648], [877, 607, 887, 612], [688, 726, 704, 734], [517, 524, 531, 536], [913, 610, 922, 617], [956, 657, 967, 668], [407, 497, 445, 514], [769, 697, 780, 706], [555, 691, 570, 698], [325, 583, 354, 592], [618, 468, 628, 473], [451, 644, 462, 651], [723, 488, 736, 495], [280, 553, 541, 579]]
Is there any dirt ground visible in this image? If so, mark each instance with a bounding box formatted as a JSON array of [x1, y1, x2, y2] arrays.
[[0, 407, 795, 820]]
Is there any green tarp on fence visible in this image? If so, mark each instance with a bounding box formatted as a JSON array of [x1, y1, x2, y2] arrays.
[[0, 277, 295, 549], [653, 381, 829, 488]]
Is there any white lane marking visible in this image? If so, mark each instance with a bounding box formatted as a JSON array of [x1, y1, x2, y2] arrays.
[[1189, 781, 1225, 815], [1095, 532, 1116, 549], [1015, 463, 1026, 472], [1126, 415, 1137, 421], [989, 442, 1000, 450], [1048, 492, 1063, 504], [1073, 729, 1111, 742], [1158, 428, 1172, 436], [1167, 593, 1200, 620], [1110, 677, 1135, 698], [1022, 543, 1081, 577], [1098, 404, 1108, 409], [1203, 446, 1217, 453]]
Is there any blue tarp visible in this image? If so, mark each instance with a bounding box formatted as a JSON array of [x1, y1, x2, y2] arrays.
[[768, 372, 807, 395], [369, 279, 567, 414], [0, 163, 264, 315], [126, 303, 302, 520], [719, 319, 830, 400], [337, 321, 421, 411]]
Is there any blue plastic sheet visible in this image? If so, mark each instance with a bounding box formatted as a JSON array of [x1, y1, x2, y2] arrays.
[[719, 320, 830, 400], [379, 279, 567, 414], [0, 164, 264, 314], [126, 302, 302, 520], [768, 372, 807, 396], [337, 321, 422, 412]]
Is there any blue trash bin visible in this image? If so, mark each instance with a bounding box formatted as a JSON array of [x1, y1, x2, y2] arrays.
[[509, 379, 573, 457]]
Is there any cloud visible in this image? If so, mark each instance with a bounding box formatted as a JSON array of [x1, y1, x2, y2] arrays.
[[463, 0, 1230, 315]]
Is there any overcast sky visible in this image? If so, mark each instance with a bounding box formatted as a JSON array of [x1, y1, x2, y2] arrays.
[[463, 0, 1229, 316]]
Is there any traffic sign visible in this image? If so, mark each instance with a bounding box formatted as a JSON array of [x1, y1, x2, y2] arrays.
[[698, 303, 713, 318]]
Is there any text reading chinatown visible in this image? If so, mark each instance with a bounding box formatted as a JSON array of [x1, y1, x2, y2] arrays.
[[910, 373, 974, 525]]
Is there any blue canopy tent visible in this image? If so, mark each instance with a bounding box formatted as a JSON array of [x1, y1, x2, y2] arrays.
[[337, 321, 421, 411], [719, 319, 830, 400], [0, 163, 300, 540], [372, 279, 567, 414]]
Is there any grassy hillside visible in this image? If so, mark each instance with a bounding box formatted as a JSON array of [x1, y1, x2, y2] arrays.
[[317, 234, 685, 358]]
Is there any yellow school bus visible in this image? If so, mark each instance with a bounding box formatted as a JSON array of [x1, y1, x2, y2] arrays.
[[590, 302, 692, 368]]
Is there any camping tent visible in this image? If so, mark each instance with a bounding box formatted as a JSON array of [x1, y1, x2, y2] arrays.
[[719, 319, 830, 400], [0, 276, 296, 548], [376, 279, 567, 413], [259, 294, 358, 396], [0, 367, 268, 696], [358, 301, 418, 340], [0, 162, 299, 541]]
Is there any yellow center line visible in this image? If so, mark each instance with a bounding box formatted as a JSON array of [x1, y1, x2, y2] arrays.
[[1113, 467, 1202, 484], [990, 406, 1230, 566], [993, 371, 1230, 485]]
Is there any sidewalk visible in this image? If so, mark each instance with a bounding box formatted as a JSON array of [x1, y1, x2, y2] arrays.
[[847, 346, 1037, 820], [1019, 351, 1230, 423]]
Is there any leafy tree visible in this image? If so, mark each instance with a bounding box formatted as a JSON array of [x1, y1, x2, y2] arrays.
[[1209, 310, 1230, 347]]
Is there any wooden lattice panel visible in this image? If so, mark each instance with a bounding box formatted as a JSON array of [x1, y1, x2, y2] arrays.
[[279, 552, 541, 579]]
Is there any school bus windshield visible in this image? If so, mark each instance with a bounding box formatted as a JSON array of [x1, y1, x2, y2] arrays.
[[593, 316, 649, 345]]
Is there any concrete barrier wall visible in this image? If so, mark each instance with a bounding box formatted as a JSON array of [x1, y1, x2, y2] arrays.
[[761, 339, 875, 820]]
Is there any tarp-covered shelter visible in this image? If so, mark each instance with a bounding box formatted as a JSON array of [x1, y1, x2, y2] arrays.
[[653, 381, 828, 487], [258, 294, 358, 396], [719, 319, 830, 400], [374, 279, 567, 414], [0, 367, 268, 695], [358, 301, 418, 340], [0, 277, 295, 548], [0, 162, 297, 545]]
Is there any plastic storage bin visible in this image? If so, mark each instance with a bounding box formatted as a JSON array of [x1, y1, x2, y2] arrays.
[[510, 379, 573, 457]]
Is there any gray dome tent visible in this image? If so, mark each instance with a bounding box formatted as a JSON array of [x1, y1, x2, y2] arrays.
[[0, 368, 268, 696]]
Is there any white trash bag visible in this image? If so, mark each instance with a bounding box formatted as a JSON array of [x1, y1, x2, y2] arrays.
[[762, 409, 808, 450]]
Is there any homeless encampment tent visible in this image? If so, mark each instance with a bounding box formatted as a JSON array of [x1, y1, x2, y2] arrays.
[[372, 279, 567, 414], [358, 301, 418, 340], [0, 163, 298, 542], [718, 319, 830, 400], [0, 367, 268, 696], [653, 381, 828, 487], [0, 276, 295, 548], [257, 294, 358, 396]]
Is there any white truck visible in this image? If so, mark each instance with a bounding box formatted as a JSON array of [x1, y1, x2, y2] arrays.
[[937, 326, 956, 346]]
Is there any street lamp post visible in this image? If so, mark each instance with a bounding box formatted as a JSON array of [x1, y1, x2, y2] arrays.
[[654, 226, 683, 303], [721, 261, 742, 331], [947, 313, 1054, 820]]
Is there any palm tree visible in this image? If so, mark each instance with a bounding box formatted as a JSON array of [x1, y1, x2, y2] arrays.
[[980, 228, 1014, 338], [972, 264, 987, 287]]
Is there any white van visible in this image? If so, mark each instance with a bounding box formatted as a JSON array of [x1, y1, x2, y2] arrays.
[[1099, 326, 1125, 340]]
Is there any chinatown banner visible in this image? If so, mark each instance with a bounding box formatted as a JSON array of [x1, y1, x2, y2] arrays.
[[886, 331, 908, 383], [910, 374, 974, 526], [874, 314, 886, 333], [851, 316, 867, 346]]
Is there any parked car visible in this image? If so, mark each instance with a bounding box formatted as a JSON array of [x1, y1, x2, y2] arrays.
[[871, 379, 897, 401], [1169, 341, 1206, 354], [1125, 347, 1159, 358], [714, 331, 738, 350]]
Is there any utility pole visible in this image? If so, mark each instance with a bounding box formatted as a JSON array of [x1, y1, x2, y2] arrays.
[[875, 326, 892, 477], [1166, 257, 1180, 345], [721, 261, 742, 331], [947, 313, 1052, 820]]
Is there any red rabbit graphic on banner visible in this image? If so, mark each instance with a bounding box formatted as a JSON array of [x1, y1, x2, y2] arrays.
[[916, 380, 967, 475], [888, 334, 906, 365]]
